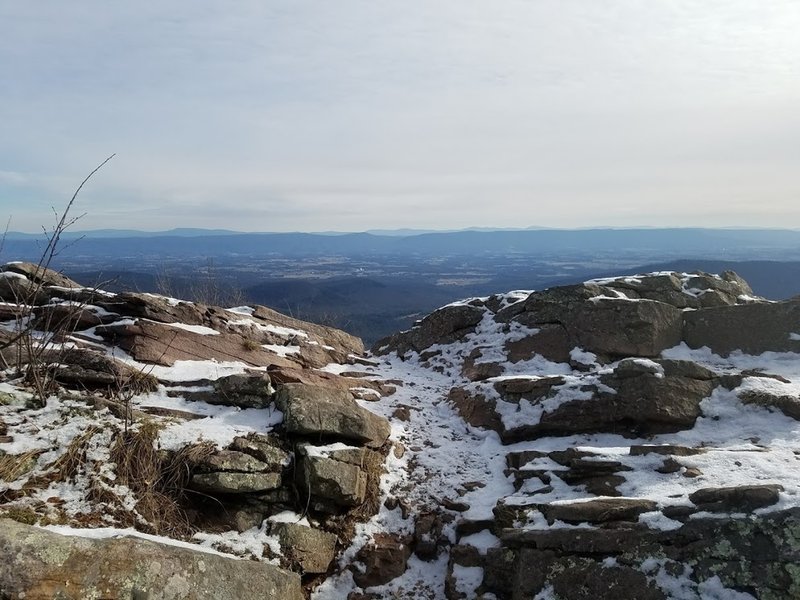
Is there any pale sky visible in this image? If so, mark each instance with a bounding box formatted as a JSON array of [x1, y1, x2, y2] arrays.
[[2, 1, 799, 232]]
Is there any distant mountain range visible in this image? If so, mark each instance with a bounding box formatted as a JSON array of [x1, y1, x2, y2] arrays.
[[5, 227, 800, 261]]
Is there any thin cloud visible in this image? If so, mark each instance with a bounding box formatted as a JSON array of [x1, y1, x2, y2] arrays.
[[1, 1, 800, 231]]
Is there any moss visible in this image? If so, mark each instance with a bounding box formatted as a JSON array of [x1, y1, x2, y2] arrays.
[[785, 563, 800, 597], [712, 538, 735, 559]]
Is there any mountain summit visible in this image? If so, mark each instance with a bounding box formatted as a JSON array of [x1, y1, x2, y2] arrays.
[[0, 264, 798, 599]]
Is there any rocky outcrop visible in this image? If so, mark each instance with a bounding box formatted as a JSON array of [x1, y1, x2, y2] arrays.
[[368, 270, 800, 598], [277, 383, 391, 448], [450, 358, 721, 442], [478, 508, 800, 600], [374, 270, 759, 361], [0, 261, 390, 595], [0, 518, 304, 600]]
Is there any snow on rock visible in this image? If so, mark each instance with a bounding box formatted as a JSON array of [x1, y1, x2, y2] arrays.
[[345, 271, 800, 599], [0, 261, 388, 599]]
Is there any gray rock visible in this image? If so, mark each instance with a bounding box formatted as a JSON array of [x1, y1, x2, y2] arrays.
[[738, 389, 800, 420], [2, 262, 82, 288], [485, 508, 800, 600], [196, 449, 274, 473], [230, 434, 290, 468], [271, 521, 337, 574], [190, 450, 283, 493], [538, 498, 657, 525], [276, 383, 390, 448], [374, 304, 484, 354], [212, 374, 275, 409], [683, 299, 800, 356], [191, 471, 282, 494], [689, 484, 784, 512], [0, 517, 303, 600], [299, 445, 368, 507], [507, 284, 684, 358], [457, 360, 715, 443], [353, 533, 413, 588]]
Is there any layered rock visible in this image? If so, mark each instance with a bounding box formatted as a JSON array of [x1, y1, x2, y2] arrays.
[[368, 270, 800, 599], [0, 261, 390, 597]]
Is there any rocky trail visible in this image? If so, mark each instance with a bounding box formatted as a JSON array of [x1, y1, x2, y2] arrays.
[[1, 263, 799, 599]]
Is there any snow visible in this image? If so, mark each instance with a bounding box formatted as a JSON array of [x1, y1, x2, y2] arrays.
[[301, 442, 362, 459], [0, 271, 28, 281], [164, 322, 221, 336], [459, 530, 500, 553], [451, 565, 484, 597], [268, 511, 311, 527], [42, 524, 247, 558], [261, 343, 300, 356]]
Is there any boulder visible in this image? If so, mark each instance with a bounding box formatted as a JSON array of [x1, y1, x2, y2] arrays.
[[33, 303, 117, 332], [453, 359, 715, 443], [299, 444, 368, 507], [683, 299, 800, 356], [0, 518, 303, 600], [229, 434, 290, 468], [505, 323, 572, 363], [538, 498, 657, 525], [276, 383, 390, 448], [689, 484, 783, 513], [190, 471, 282, 494], [271, 521, 337, 574], [267, 364, 383, 395], [251, 304, 364, 357], [738, 389, 800, 420], [374, 304, 484, 354], [211, 373, 275, 408], [484, 508, 800, 600], [352, 533, 413, 588], [0, 270, 39, 303], [497, 285, 685, 361], [2, 262, 82, 289], [45, 348, 158, 392], [566, 298, 683, 358], [94, 319, 297, 368]]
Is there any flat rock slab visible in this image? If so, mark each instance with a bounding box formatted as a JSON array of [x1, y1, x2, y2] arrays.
[[0, 518, 303, 600], [94, 320, 297, 368], [689, 484, 784, 512], [191, 471, 282, 494], [276, 383, 390, 447], [539, 498, 658, 524]]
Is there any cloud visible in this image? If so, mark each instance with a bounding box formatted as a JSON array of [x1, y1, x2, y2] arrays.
[[1, 1, 800, 231]]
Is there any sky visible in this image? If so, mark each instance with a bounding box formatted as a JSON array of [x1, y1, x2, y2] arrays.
[[1, 1, 800, 233]]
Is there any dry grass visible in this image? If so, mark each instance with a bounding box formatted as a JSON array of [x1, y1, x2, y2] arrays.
[[0, 450, 42, 482], [242, 338, 261, 352], [109, 421, 214, 537], [50, 426, 103, 481]]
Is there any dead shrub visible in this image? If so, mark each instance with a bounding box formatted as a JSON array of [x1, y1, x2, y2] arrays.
[[109, 422, 214, 537]]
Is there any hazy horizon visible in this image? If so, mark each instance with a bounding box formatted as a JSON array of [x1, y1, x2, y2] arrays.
[[3, 2, 800, 232]]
